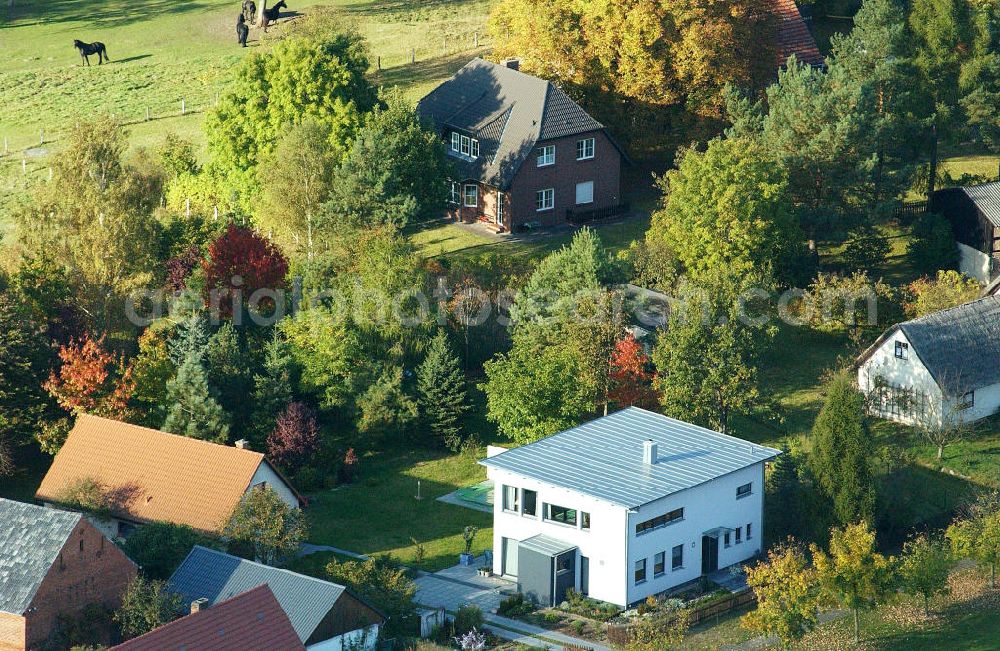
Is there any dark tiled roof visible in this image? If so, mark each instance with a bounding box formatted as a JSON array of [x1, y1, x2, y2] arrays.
[[111, 584, 304, 651], [775, 0, 824, 67], [0, 499, 81, 615], [168, 547, 381, 645], [895, 296, 1000, 394], [417, 58, 606, 189], [963, 181, 1000, 228]]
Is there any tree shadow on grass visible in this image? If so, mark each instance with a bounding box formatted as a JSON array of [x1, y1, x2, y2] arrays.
[[3, 0, 217, 30]]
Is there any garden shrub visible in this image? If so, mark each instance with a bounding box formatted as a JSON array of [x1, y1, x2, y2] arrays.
[[454, 605, 485, 635], [498, 593, 535, 617]]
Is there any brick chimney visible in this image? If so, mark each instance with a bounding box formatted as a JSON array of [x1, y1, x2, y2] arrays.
[[642, 439, 658, 465], [502, 58, 520, 71], [235, 439, 250, 450], [190, 597, 209, 614]]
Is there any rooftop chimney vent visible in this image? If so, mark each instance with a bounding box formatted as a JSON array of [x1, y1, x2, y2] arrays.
[[191, 597, 209, 614], [503, 58, 521, 71], [643, 439, 658, 465], [235, 439, 250, 450]]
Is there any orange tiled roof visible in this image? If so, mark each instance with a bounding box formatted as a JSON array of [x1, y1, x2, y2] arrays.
[[36, 414, 290, 533], [111, 584, 305, 651], [774, 0, 824, 67]]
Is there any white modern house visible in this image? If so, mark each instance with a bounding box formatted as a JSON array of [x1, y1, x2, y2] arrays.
[[857, 296, 1000, 427], [480, 407, 781, 608]]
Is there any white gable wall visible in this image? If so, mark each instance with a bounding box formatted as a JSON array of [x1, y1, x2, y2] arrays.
[[858, 329, 945, 427], [248, 462, 300, 509]]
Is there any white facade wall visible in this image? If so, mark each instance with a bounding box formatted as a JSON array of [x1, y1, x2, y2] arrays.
[[248, 462, 300, 509], [487, 467, 630, 606], [487, 462, 768, 607], [858, 330, 1000, 426], [307, 625, 379, 651], [958, 242, 992, 284]]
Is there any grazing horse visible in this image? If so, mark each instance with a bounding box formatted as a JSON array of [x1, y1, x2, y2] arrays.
[[237, 14, 249, 47], [260, 0, 286, 32], [242, 0, 257, 25], [73, 39, 109, 66]]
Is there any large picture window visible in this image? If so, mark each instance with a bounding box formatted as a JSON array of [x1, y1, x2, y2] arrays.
[[544, 503, 577, 526]]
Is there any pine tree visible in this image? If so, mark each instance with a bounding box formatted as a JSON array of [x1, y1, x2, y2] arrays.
[[251, 331, 295, 449], [417, 330, 468, 450], [810, 372, 877, 526], [163, 313, 229, 443]]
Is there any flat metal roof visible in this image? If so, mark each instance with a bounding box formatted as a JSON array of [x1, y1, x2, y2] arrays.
[[480, 407, 781, 508], [519, 534, 577, 557]]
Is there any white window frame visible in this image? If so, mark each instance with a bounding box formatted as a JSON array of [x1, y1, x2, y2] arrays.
[[576, 137, 595, 160], [894, 341, 909, 359], [653, 551, 665, 577], [470, 138, 479, 159], [537, 145, 555, 167], [451, 132, 461, 152], [634, 559, 647, 585], [502, 485, 520, 513], [463, 184, 478, 207], [575, 180, 594, 205], [536, 188, 554, 212], [448, 181, 461, 205]]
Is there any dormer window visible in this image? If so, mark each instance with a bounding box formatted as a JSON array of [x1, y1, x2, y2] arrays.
[[450, 132, 479, 160]]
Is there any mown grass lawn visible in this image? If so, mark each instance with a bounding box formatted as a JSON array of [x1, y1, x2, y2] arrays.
[[304, 447, 492, 571]]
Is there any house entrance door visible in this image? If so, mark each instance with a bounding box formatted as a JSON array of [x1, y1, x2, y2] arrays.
[[502, 537, 518, 577], [701, 535, 719, 574]]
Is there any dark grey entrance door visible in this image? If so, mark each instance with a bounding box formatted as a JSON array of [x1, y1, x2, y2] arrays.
[[701, 535, 719, 574], [580, 556, 589, 596], [554, 552, 576, 605]]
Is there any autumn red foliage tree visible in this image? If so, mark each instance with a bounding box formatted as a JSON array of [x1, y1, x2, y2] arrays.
[[608, 333, 657, 409], [44, 333, 135, 419], [202, 224, 289, 317], [165, 245, 202, 292], [266, 402, 320, 473]]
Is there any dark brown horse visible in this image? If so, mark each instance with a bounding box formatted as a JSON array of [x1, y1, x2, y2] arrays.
[[242, 0, 257, 25], [237, 14, 249, 47], [74, 39, 109, 66], [260, 0, 286, 32]]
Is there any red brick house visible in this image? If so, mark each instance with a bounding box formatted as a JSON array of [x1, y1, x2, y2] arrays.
[[111, 585, 304, 651], [417, 58, 625, 232], [0, 499, 137, 651]]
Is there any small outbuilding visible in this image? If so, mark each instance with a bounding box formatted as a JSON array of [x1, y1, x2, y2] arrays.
[[930, 180, 1000, 283]]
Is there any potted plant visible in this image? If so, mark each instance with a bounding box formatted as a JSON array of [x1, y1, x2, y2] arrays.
[[460, 525, 479, 565]]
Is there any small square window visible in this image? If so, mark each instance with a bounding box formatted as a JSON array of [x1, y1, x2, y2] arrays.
[[536, 188, 554, 211], [634, 559, 646, 584], [576, 138, 595, 160], [581, 512, 591, 530], [575, 181, 594, 205], [463, 184, 478, 207], [653, 552, 665, 576], [736, 483, 752, 499], [959, 390, 975, 409], [671, 544, 683, 570], [894, 341, 909, 359], [537, 145, 555, 167]]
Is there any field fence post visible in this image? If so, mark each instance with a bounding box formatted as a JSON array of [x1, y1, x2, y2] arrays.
[[39, 129, 43, 145], [377, 55, 381, 71], [146, 107, 150, 122], [411, 48, 415, 64], [3, 137, 7, 155], [185, 198, 191, 218], [474, 31, 479, 48], [181, 98, 186, 115], [213, 205, 219, 221], [22, 159, 26, 174]]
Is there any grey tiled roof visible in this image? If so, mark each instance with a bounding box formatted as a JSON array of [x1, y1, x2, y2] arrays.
[[168, 546, 350, 644], [963, 181, 1000, 228], [0, 499, 82, 615], [417, 58, 605, 189], [480, 408, 780, 508], [896, 296, 1000, 394]]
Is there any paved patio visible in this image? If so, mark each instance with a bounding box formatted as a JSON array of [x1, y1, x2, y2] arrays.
[[415, 553, 514, 613]]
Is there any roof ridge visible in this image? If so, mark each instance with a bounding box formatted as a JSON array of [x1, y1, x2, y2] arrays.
[[74, 413, 264, 461], [188, 545, 350, 591], [904, 295, 1000, 325]]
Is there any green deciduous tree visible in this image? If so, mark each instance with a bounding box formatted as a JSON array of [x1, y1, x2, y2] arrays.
[[653, 272, 776, 435], [811, 522, 896, 644], [647, 137, 802, 283], [206, 34, 376, 174], [122, 522, 210, 581], [114, 576, 182, 639], [323, 91, 449, 229], [904, 270, 980, 319], [946, 504, 1000, 588], [224, 485, 307, 565], [742, 542, 820, 647], [417, 330, 469, 450], [130, 325, 175, 428], [899, 533, 952, 614], [810, 372, 877, 526], [907, 212, 959, 276], [325, 555, 417, 637]]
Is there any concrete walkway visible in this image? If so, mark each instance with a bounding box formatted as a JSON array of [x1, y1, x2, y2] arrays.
[[297, 543, 368, 560], [487, 614, 613, 651]]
